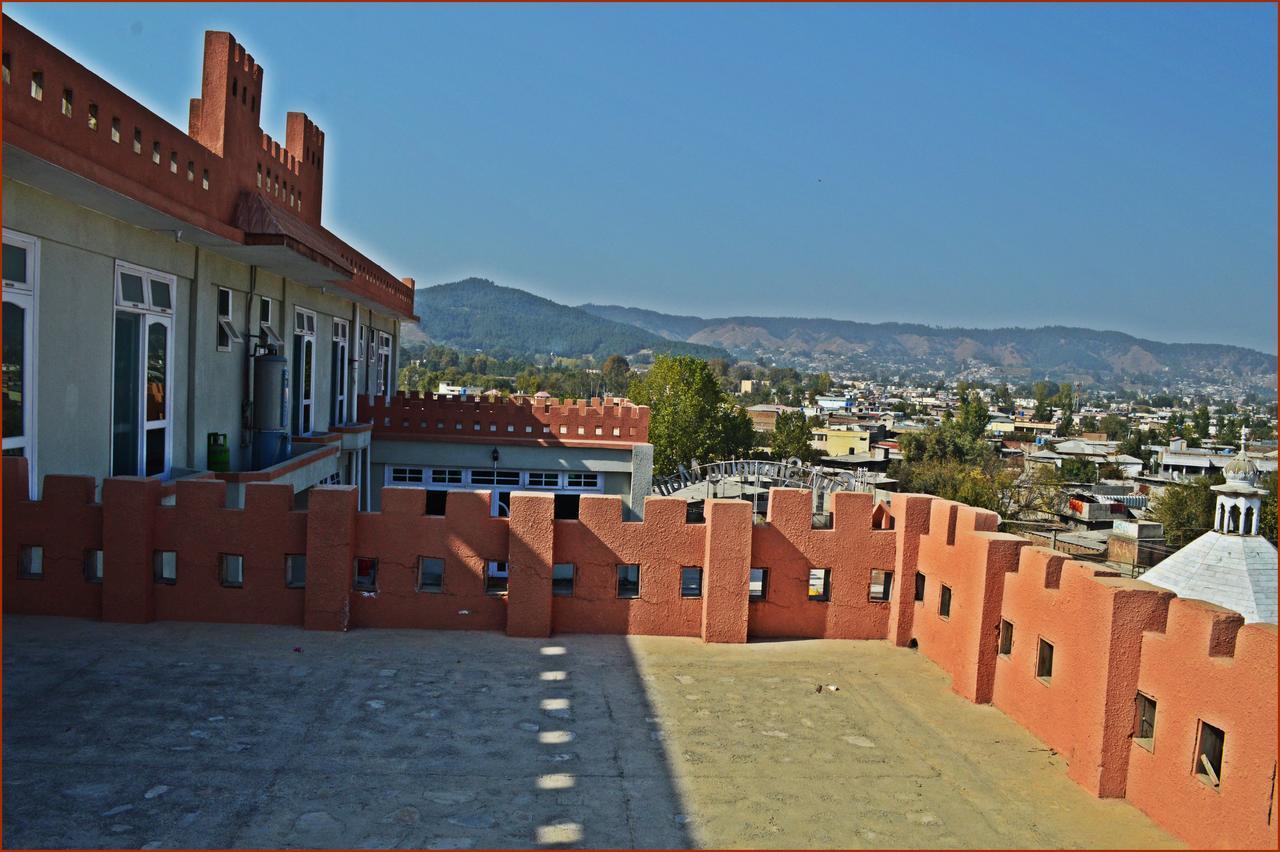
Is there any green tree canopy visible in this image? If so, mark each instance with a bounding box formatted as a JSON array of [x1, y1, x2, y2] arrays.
[[772, 410, 818, 462], [628, 355, 756, 476]]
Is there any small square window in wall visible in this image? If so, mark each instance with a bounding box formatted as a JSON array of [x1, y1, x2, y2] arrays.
[[354, 557, 378, 591], [202, 169, 210, 191], [553, 493, 580, 520], [559, 425, 568, 435], [418, 557, 445, 593], [808, 568, 831, 601], [552, 563, 575, 597], [154, 551, 177, 585], [187, 161, 195, 182], [84, 550, 104, 584], [1036, 638, 1054, 682], [88, 103, 98, 131], [111, 117, 121, 143], [30, 70, 43, 101], [998, 619, 1014, 656], [486, 560, 509, 595], [152, 141, 161, 165], [914, 572, 926, 602], [18, 546, 43, 579], [133, 128, 142, 154], [749, 568, 769, 602], [425, 490, 448, 516], [616, 564, 640, 599], [2, 52, 10, 85], [1194, 720, 1224, 788], [938, 584, 952, 618], [869, 569, 892, 602], [1133, 692, 1156, 752], [61, 88, 73, 117], [170, 152, 178, 174], [220, 554, 244, 588], [681, 567, 703, 598], [285, 554, 306, 588]]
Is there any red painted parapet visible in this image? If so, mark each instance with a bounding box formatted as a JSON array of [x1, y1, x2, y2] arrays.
[[885, 493, 934, 648], [2, 457, 103, 619], [991, 548, 1173, 797], [551, 493, 708, 638], [747, 489, 897, 639], [151, 477, 307, 626], [362, 393, 651, 446], [349, 487, 509, 631], [1, 16, 414, 320], [1126, 598, 1278, 850], [904, 499, 1028, 703]]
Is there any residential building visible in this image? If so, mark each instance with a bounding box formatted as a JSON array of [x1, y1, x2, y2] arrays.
[[2, 17, 414, 507]]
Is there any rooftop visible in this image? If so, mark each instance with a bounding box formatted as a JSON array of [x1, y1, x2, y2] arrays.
[[2, 616, 1177, 849]]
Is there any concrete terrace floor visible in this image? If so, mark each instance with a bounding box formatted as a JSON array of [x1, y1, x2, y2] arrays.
[[2, 616, 1180, 850]]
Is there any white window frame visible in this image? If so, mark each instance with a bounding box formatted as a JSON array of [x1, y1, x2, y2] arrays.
[[331, 318, 349, 425], [387, 465, 425, 484], [377, 330, 392, 403], [292, 307, 317, 435], [3, 229, 39, 497], [111, 260, 176, 479], [258, 296, 282, 348], [215, 286, 242, 352]]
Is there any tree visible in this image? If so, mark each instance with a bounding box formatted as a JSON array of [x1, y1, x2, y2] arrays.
[[628, 355, 755, 476], [601, 354, 630, 394], [1150, 474, 1222, 548], [1055, 409, 1075, 437], [1259, 473, 1277, 544], [1079, 415, 1099, 434], [993, 385, 1015, 415], [957, 390, 990, 439], [1033, 397, 1053, 423], [1060, 457, 1098, 483], [1099, 413, 1128, 441], [1192, 405, 1212, 440], [772, 410, 817, 462]]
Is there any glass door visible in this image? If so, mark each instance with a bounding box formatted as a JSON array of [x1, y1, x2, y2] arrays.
[[111, 262, 174, 478], [3, 231, 39, 496], [331, 319, 348, 424]]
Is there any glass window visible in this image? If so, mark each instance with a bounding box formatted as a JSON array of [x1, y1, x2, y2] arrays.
[[390, 467, 424, 484], [18, 545, 42, 578], [1194, 721, 1224, 787], [809, 568, 831, 601], [1133, 692, 1156, 749], [527, 472, 560, 488], [749, 568, 768, 601], [552, 563, 575, 597], [220, 554, 244, 588], [680, 567, 703, 598], [119, 272, 146, 305], [153, 551, 177, 584], [999, 619, 1014, 656], [418, 557, 444, 593], [285, 554, 306, 588], [914, 571, 926, 602], [2, 243, 27, 283], [354, 557, 377, 591], [84, 550, 103, 583], [1036, 638, 1054, 681], [939, 584, 952, 618], [3, 301, 25, 440], [616, 564, 640, 599], [486, 560, 508, 595], [869, 569, 892, 602], [111, 312, 142, 476], [566, 472, 600, 489], [431, 468, 463, 485], [149, 278, 172, 311]]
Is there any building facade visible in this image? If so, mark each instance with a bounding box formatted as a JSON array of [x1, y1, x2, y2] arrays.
[[2, 17, 414, 506]]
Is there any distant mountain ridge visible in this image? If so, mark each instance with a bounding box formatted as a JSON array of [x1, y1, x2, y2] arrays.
[[403, 278, 1274, 390], [409, 279, 728, 361], [578, 304, 1277, 390]]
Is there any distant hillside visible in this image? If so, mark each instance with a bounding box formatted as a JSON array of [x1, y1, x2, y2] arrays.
[[411, 279, 728, 361], [580, 304, 1277, 390]]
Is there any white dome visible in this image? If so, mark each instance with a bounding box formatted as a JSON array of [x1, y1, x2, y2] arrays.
[[1224, 453, 1259, 484]]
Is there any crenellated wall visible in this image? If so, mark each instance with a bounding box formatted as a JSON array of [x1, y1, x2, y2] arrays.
[[3, 454, 1275, 848], [363, 393, 650, 447], [1126, 598, 1278, 849]]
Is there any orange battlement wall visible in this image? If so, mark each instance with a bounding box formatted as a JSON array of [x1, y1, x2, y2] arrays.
[[2, 454, 1275, 849], [1, 17, 412, 318], [362, 393, 651, 448]]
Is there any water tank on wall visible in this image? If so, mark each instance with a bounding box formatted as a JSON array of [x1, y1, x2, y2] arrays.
[[252, 354, 291, 469]]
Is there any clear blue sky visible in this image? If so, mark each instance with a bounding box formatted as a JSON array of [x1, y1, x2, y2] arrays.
[[9, 3, 1277, 353]]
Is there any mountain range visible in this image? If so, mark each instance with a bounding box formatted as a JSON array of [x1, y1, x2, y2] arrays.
[[407, 278, 1276, 391]]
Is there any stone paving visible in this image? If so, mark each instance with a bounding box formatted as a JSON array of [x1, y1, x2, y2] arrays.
[[2, 616, 1180, 849]]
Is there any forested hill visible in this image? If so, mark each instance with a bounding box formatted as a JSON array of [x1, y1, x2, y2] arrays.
[[579, 304, 1277, 390], [409, 279, 728, 361]]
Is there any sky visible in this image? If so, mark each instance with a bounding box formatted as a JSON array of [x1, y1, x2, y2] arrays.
[[8, 3, 1278, 353]]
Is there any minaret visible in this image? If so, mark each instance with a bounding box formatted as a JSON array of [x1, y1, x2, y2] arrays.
[[1212, 432, 1265, 535]]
